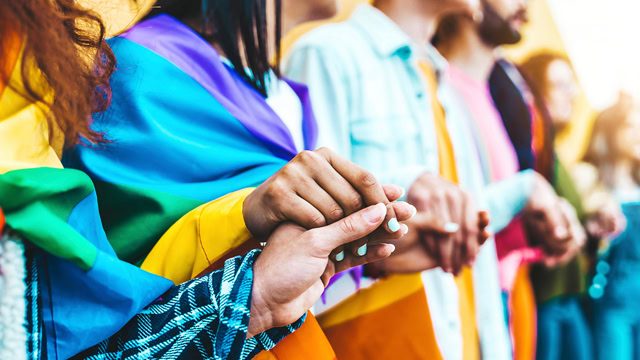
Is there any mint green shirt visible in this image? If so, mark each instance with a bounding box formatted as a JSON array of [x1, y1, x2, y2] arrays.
[[283, 4, 439, 192]]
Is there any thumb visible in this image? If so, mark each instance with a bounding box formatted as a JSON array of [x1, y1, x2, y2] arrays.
[[312, 203, 386, 252]]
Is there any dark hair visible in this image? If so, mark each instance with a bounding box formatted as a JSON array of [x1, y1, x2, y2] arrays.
[[0, 0, 115, 148], [433, 0, 522, 48], [148, 0, 282, 97], [432, 15, 456, 47]]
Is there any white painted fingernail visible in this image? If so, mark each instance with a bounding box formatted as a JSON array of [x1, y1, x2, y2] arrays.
[[408, 205, 417, 218], [335, 251, 345, 262], [388, 218, 401, 232], [402, 224, 409, 235], [399, 187, 406, 198], [444, 222, 460, 232], [357, 244, 367, 256]]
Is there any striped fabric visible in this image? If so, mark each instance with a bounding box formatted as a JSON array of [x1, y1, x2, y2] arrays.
[[74, 250, 303, 360]]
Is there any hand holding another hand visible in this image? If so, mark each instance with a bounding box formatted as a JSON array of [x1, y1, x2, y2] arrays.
[[404, 173, 487, 275], [243, 147, 414, 259], [248, 204, 395, 337]]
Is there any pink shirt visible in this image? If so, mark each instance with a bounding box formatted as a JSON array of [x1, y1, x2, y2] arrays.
[[448, 65, 519, 180], [448, 65, 540, 291]]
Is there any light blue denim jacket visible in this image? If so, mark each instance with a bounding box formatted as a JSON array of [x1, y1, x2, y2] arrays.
[[283, 4, 439, 193]]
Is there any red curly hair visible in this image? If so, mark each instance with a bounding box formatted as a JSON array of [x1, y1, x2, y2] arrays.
[[0, 0, 115, 148]]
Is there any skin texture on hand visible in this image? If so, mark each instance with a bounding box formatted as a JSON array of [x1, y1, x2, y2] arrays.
[[247, 203, 395, 338], [523, 173, 587, 267], [367, 210, 491, 276], [405, 172, 483, 275], [243, 147, 414, 259], [584, 202, 627, 240]]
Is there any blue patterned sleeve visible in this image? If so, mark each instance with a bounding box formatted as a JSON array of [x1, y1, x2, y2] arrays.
[[74, 249, 305, 360]]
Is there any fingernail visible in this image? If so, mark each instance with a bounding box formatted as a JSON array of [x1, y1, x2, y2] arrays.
[[408, 205, 417, 218], [388, 218, 401, 232], [402, 224, 409, 235], [357, 244, 367, 256], [363, 203, 386, 223], [335, 251, 345, 262], [555, 226, 568, 238], [444, 222, 460, 232], [399, 187, 406, 198]]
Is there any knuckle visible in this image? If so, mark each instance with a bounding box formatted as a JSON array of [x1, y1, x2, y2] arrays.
[[298, 150, 318, 164], [309, 213, 327, 228], [357, 170, 378, 189], [328, 205, 345, 222], [316, 147, 331, 156], [347, 192, 365, 210], [266, 179, 287, 200], [280, 163, 299, 179]]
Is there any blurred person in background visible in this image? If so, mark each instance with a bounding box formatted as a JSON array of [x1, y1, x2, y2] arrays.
[[519, 51, 626, 360], [284, 0, 584, 358], [434, 1, 592, 359], [584, 94, 640, 360]]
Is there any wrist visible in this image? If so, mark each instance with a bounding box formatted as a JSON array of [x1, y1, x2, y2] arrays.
[[242, 192, 261, 238], [247, 264, 272, 338]]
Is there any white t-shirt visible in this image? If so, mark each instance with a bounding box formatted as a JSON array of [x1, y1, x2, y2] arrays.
[[265, 73, 305, 153], [220, 57, 305, 152]]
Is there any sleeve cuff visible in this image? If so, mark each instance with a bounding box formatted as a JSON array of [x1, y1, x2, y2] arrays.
[[255, 313, 307, 351], [482, 169, 536, 233], [226, 250, 305, 356]]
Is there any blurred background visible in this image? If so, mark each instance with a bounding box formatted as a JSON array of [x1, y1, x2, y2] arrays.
[[88, 0, 639, 166]]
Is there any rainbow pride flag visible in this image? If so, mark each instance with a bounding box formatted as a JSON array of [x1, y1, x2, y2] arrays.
[[65, 14, 318, 267]]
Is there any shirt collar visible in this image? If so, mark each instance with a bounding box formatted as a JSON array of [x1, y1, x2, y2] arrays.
[[349, 4, 415, 59], [423, 44, 449, 75]]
